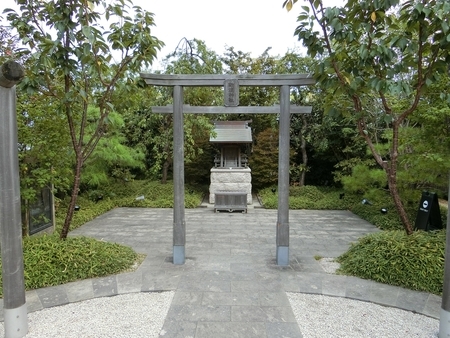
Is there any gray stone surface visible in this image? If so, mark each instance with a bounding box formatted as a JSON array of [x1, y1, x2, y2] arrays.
[[209, 167, 252, 204], [7, 206, 442, 337]]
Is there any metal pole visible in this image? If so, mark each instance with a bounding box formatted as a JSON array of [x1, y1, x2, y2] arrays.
[[439, 174, 450, 337], [276, 85, 290, 266], [0, 61, 28, 337], [172, 85, 185, 264]]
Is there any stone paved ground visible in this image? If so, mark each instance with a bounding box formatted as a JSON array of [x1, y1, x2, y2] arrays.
[[3, 207, 441, 337]]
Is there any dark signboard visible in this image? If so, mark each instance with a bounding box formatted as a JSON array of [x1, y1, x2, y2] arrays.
[[29, 187, 53, 235], [414, 191, 442, 231]]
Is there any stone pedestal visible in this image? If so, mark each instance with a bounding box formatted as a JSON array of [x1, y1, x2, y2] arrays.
[[209, 167, 252, 204]]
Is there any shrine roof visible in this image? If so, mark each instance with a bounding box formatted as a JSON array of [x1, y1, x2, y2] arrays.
[[210, 121, 252, 143]]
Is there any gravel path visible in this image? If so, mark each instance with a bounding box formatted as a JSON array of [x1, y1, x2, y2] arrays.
[[0, 290, 440, 337], [287, 293, 439, 338], [0, 292, 174, 338]]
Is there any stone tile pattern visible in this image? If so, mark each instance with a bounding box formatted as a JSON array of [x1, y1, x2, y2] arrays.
[[2, 208, 441, 337]]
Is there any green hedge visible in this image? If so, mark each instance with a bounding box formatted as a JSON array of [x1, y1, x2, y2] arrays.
[[337, 230, 445, 295]]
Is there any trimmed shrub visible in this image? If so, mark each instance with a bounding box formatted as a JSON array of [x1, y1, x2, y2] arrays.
[[337, 230, 445, 295]]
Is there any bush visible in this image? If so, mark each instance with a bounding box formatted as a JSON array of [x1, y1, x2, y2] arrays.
[[259, 185, 354, 210], [55, 197, 117, 233], [337, 230, 445, 295], [0, 235, 139, 296], [257, 184, 448, 294], [289, 185, 325, 201], [348, 200, 405, 231], [56, 180, 205, 232]]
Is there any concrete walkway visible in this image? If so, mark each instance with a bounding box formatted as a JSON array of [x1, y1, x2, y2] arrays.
[[11, 204, 442, 337]]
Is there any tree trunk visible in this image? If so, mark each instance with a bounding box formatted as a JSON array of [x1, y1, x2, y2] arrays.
[[60, 154, 83, 239], [386, 122, 414, 235], [161, 158, 170, 184], [387, 168, 413, 235], [299, 115, 308, 187], [356, 115, 414, 235]]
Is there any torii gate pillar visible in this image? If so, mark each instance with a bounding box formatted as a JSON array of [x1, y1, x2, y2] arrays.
[[276, 85, 290, 265], [173, 85, 186, 264]]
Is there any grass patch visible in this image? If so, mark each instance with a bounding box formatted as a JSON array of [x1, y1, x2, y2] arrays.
[[86, 180, 204, 208]]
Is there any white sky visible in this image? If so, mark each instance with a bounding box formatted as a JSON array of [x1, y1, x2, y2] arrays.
[[145, 0, 305, 69], [2, 0, 343, 70]]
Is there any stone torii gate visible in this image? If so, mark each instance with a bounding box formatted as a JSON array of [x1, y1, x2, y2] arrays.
[[140, 73, 315, 265]]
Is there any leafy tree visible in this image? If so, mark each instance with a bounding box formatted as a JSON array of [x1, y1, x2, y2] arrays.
[[0, 24, 20, 63], [284, 0, 450, 234], [157, 39, 222, 183], [80, 107, 146, 188], [16, 92, 73, 202], [5, 0, 163, 238], [396, 74, 450, 199], [249, 128, 279, 189], [221, 47, 280, 135], [277, 52, 318, 186], [1, 25, 68, 203]]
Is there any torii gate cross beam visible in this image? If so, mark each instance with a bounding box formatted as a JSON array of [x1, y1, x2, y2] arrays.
[[140, 73, 315, 266]]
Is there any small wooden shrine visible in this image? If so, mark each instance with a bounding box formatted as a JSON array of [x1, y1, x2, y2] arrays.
[[209, 120, 253, 208]]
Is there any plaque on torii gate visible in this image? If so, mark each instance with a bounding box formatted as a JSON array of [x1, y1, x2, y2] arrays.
[[140, 73, 315, 265], [224, 79, 239, 106]]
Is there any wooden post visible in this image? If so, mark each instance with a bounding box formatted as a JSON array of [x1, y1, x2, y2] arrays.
[[439, 174, 450, 337], [172, 85, 186, 264], [276, 85, 290, 266], [0, 61, 28, 337]]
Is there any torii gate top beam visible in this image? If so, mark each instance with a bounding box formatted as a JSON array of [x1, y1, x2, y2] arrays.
[[140, 73, 315, 87], [151, 105, 312, 115]]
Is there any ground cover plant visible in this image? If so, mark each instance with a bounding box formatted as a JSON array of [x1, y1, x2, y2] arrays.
[[337, 230, 445, 295], [0, 235, 141, 297], [259, 185, 447, 231], [259, 185, 354, 211]]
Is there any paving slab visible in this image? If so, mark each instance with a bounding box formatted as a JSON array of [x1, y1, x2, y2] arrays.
[[7, 206, 441, 336]]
